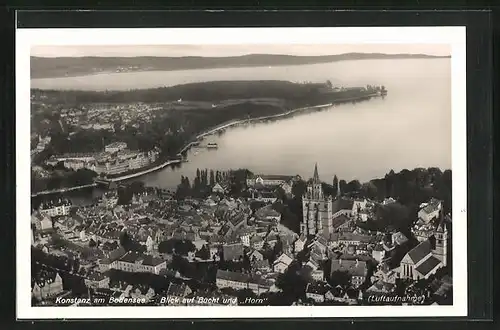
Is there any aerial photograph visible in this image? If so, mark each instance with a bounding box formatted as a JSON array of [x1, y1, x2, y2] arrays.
[[29, 42, 453, 308]]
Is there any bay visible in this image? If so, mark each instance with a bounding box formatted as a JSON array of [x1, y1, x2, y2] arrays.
[[32, 58, 451, 190]]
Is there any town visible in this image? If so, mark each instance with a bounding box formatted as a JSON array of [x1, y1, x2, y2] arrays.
[[31, 163, 453, 307]]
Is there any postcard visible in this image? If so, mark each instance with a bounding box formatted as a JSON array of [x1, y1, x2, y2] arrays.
[[17, 26, 467, 319]]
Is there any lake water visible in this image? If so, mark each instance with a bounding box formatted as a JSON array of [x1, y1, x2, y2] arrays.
[[32, 59, 451, 190]]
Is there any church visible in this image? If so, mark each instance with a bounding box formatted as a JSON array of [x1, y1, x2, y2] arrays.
[[300, 164, 336, 236], [399, 214, 449, 281]]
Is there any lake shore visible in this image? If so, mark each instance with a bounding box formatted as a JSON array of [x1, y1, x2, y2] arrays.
[[31, 92, 382, 197], [95, 92, 381, 183]]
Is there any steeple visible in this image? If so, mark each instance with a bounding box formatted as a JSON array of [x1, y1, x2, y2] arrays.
[[313, 163, 320, 183]]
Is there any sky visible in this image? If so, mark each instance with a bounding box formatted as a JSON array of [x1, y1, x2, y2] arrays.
[[31, 44, 451, 58]]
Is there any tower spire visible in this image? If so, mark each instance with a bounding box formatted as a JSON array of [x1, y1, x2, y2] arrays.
[[313, 163, 319, 183]]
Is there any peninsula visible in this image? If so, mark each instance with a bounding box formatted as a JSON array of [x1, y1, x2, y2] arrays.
[[30, 80, 385, 193], [31, 52, 450, 79]]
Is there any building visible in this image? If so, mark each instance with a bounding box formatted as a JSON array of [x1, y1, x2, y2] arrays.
[[330, 259, 368, 288], [331, 198, 354, 219], [110, 252, 167, 275], [335, 232, 373, 247], [215, 270, 272, 295], [400, 223, 448, 281], [212, 183, 226, 194], [246, 174, 301, 188], [300, 164, 334, 236], [38, 199, 72, 218], [52, 152, 97, 163], [351, 199, 368, 216], [31, 212, 52, 231], [305, 282, 329, 303], [248, 249, 264, 262], [311, 268, 325, 281], [165, 282, 192, 305], [84, 272, 110, 289], [366, 280, 396, 296], [222, 242, 245, 261], [255, 205, 281, 223], [105, 142, 128, 153], [418, 199, 442, 223], [272, 253, 294, 273], [372, 244, 386, 263], [100, 191, 119, 209], [294, 234, 307, 253], [32, 272, 63, 301]]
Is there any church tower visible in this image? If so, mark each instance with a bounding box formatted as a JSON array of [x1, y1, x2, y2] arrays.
[[433, 212, 449, 267], [301, 163, 333, 237]]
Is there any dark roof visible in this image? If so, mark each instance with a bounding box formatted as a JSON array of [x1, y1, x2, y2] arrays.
[[109, 247, 127, 261], [306, 282, 329, 295], [228, 212, 246, 226], [141, 255, 165, 267], [166, 283, 189, 297], [223, 243, 244, 260], [332, 215, 350, 229], [421, 199, 441, 214], [216, 269, 250, 283], [330, 259, 367, 278], [253, 259, 270, 269], [415, 256, 442, 276], [216, 270, 272, 287], [86, 272, 108, 281], [332, 199, 354, 213], [407, 240, 432, 264], [337, 232, 373, 243], [119, 251, 141, 263]]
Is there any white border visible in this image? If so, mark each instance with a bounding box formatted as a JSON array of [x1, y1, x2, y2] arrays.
[[17, 27, 467, 319]]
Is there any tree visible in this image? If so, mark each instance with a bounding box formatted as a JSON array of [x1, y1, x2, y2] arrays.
[[275, 262, 307, 302], [328, 270, 351, 289], [89, 238, 97, 248], [338, 180, 347, 195], [195, 244, 211, 260], [332, 175, 339, 195], [72, 258, 80, 273], [209, 170, 215, 186], [361, 181, 378, 200], [291, 180, 307, 198]]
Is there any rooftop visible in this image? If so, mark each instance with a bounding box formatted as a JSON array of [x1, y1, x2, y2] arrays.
[[330, 259, 368, 278], [415, 255, 442, 277], [407, 240, 432, 264]]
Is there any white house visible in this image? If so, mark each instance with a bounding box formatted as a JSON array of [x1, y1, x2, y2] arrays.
[[38, 199, 72, 218], [212, 183, 226, 194], [110, 252, 167, 275], [146, 235, 155, 252], [272, 253, 294, 273], [84, 272, 110, 289], [417, 199, 442, 223], [294, 234, 307, 253], [216, 270, 272, 295], [105, 141, 128, 153], [32, 273, 64, 301], [372, 244, 386, 263], [305, 283, 328, 303]]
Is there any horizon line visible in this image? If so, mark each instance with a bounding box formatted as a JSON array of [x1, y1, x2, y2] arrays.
[[30, 52, 451, 59]]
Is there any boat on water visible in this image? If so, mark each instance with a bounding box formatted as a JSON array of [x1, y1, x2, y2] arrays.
[[207, 143, 218, 149]]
